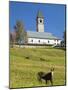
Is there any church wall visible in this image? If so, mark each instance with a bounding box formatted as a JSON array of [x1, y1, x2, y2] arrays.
[[28, 38, 61, 45], [37, 24, 44, 32]]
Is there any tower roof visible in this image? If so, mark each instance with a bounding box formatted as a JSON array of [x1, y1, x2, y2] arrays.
[[37, 10, 44, 18]]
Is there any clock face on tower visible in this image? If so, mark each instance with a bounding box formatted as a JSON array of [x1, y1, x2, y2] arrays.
[[38, 18, 43, 24], [40, 19, 42, 23]]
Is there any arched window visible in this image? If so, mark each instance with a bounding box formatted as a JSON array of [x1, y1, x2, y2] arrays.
[[31, 40, 33, 42], [48, 40, 49, 43], [38, 40, 40, 43]]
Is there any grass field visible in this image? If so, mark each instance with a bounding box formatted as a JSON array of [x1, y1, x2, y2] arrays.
[[10, 46, 66, 88]]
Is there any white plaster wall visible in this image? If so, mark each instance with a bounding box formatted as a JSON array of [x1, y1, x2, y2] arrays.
[[37, 24, 44, 32], [28, 38, 61, 45], [37, 18, 44, 32]]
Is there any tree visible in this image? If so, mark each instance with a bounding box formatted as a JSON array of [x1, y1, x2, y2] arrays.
[[10, 32, 13, 47], [14, 20, 27, 45], [10, 32, 16, 47], [63, 30, 66, 47], [64, 30, 66, 44]]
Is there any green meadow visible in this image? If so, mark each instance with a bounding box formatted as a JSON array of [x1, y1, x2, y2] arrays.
[[10, 46, 66, 88]]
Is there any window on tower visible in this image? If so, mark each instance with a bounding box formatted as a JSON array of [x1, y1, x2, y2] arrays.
[[40, 19, 42, 23]]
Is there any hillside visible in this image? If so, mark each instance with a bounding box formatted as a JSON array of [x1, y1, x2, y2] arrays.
[[10, 47, 66, 88]]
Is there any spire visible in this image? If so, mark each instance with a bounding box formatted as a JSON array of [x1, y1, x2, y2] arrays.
[[37, 10, 44, 18]]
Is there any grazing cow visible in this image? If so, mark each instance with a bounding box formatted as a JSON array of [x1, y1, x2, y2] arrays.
[[37, 68, 54, 85]]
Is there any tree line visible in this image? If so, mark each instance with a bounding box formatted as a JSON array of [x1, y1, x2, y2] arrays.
[[10, 21, 27, 47]]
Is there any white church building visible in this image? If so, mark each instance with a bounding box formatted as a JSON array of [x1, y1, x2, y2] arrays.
[[26, 11, 61, 45]]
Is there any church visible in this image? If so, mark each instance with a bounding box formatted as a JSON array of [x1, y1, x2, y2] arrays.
[[26, 11, 61, 45]]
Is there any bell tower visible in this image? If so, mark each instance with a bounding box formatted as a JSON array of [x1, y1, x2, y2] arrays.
[[36, 11, 44, 32]]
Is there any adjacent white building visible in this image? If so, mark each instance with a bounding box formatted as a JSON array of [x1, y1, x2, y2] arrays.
[[26, 11, 61, 45], [27, 31, 61, 45]]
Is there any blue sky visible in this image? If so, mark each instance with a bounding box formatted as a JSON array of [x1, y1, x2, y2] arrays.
[[9, 1, 66, 39]]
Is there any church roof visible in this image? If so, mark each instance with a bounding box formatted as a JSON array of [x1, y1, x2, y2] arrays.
[[37, 11, 44, 18], [27, 31, 60, 40]]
